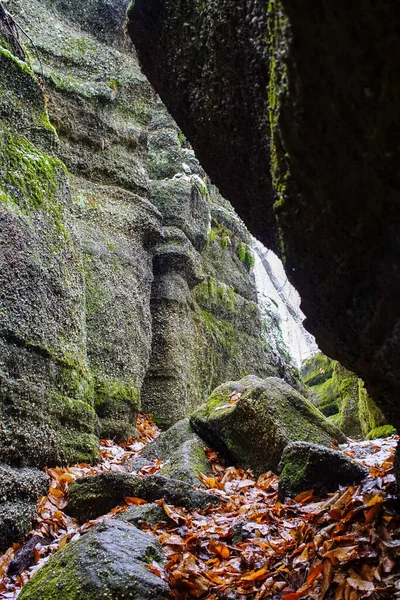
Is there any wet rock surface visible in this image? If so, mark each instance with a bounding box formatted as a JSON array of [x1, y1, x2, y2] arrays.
[[140, 418, 212, 485], [278, 442, 368, 500], [302, 352, 390, 439], [191, 375, 347, 476], [18, 520, 170, 600], [67, 472, 221, 523]]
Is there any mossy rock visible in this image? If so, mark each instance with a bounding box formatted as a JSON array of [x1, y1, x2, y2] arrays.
[[141, 418, 196, 461], [190, 375, 347, 476], [160, 437, 212, 487], [301, 353, 335, 387], [18, 520, 170, 600], [303, 353, 388, 440], [67, 473, 220, 523], [0, 467, 49, 550], [0, 501, 37, 554], [278, 442, 368, 500], [366, 425, 397, 440]]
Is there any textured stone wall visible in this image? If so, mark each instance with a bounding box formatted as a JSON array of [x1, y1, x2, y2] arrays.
[[128, 0, 400, 430], [0, 0, 291, 458]]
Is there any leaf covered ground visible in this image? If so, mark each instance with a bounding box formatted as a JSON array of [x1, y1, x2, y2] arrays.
[[0, 415, 399, 600]]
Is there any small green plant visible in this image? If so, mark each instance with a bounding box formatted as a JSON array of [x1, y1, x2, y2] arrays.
[[237, 242, 246, 262], [244, 249, 255, 270], [220, 235, 230, 251], [108, 79, 121, 91], [178, 130, 186, 146]]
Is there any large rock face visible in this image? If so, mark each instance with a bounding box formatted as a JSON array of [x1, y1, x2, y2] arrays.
[[128, 0, 400, 428], [8, 0, 163, 442], [0, 0, 297, 542], [0, 22, 98, 468], [1, 0, 291, 461]]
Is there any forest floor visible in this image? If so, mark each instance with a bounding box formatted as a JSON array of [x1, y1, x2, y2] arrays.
[[0, 415, 399, 600]]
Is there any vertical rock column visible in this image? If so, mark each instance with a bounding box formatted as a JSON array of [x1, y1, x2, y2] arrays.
[[142, 103, 210, 428]]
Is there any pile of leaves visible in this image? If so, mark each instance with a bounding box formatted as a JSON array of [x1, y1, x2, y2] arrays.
[[0, 415, 399, 600], [149, 438, 400, 599], [0, 413, 162, 598]]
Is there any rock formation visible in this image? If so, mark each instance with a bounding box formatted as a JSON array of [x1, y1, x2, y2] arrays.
[[302, 352, 395, 439], [128, 0, 400, 429], [0, 0, 301, 542], [190, 375, 346, 476]]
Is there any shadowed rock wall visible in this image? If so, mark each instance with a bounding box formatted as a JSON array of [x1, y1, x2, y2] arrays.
[[128, 0, 400, 428]]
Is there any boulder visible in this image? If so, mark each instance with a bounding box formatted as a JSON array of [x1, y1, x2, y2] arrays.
[[0, 465, 49, 552], [67, 473, 221, 523], [160, 438, 212, 487], [141, 418, 199, 462], [278, 442, 368, 500], [140, 418, 213, 486], [190, 375, 347, 476], [18, 520, 170, 600]]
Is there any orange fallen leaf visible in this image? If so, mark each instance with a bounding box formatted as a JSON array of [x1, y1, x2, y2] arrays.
[[241, 567, 270, 582], [125, 497, 146, 506]]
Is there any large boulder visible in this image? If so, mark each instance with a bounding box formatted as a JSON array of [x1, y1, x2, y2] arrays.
[[127, 0, 400, 437], [67, 472, 221, 522], [278, 442, 368, 500], [190, 375, 346, 476], [0, 465, 49, 552], [18, 520, 170, 600]]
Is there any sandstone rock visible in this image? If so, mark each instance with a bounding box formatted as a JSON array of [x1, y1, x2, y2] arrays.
[[67, 473, 221, 523], [18, 520, 170, 600], [191, 375, 347, 476], [136, 419, 213, 485], [278, 442, 368, 500], [302, 353, 389, 439], [0, 45, 99, 467], [141, 418, 198, 462], [160, 438, 212, 487]]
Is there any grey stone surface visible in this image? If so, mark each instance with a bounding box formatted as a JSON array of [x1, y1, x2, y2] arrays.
[[18, 520, 170, 600], [278, 441, 368, 500], [117, 503, 170, 528], [0, 465, 49, 551], [191, 375, 347, 476], [67, 472, 221, 523]]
